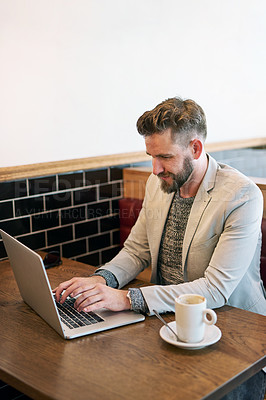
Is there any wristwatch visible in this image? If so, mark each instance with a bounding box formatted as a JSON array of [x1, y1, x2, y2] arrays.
[[126, 290, 132, 309]]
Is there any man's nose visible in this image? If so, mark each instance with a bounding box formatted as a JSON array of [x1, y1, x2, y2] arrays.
[[152, 158, 164, 175]]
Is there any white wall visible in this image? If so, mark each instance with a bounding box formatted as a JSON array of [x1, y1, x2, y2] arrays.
[[1, 0, 266, 168]]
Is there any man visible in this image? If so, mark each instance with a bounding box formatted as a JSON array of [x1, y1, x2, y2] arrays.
[[55, 97, 266, 399], [54, 97, 266, 318]]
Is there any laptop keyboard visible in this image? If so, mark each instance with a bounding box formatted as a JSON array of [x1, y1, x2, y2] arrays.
[[54, 296, 104, 329]]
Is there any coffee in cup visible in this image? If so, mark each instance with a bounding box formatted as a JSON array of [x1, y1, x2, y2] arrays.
[[175, 294, 217, 343]]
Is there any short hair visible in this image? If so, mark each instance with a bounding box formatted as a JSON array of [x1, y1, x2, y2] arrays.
[[136, 97, 207, 147]]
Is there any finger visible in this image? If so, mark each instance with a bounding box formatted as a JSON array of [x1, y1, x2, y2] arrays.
[[76, 294, 103, 312], [61, 281, 98, 304], [55, 278, 84, 302], [73, 287, 100, 309], [59, 281, 87, 303], [70, 283, 97, 300], [83, 300, 106, 313], [54, 279, 74, 302]]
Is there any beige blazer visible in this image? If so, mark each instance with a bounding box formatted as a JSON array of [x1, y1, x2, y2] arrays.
[[102, 155, 266, 315]]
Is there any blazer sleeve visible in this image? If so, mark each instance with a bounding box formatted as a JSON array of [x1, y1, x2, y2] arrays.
[[97, 188, 152, 288]]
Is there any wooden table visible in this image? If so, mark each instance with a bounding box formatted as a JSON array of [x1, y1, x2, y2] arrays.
[[0, 257, 265, 400]]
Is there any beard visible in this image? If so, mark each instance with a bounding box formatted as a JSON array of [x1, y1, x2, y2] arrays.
[[158, 156, 194, 194]]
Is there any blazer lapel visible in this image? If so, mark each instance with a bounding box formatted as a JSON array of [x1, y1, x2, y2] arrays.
[[182, 155, 218, 273]]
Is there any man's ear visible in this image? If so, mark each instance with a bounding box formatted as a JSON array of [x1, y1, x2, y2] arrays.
[[190, 138, 203, 160]]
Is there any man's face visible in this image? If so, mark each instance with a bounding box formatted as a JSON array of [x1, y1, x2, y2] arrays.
[[145, 129, 194, 194]]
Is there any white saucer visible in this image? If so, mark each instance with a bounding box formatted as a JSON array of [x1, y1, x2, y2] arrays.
[[159, 321, 222, 350]]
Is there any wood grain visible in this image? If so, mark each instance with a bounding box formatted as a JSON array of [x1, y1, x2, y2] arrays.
[[0, 151, 150, 182], [0, 257, 265, 400], [123, 167, 151, 199]]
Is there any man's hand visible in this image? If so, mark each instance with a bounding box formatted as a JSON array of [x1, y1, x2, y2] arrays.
[[53, 276, 131, 312]]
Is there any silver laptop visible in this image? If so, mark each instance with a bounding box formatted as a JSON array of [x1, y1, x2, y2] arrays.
[[0, 229, 145, 339]]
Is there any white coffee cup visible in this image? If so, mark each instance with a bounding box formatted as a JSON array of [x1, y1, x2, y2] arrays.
[[175, 294, 217, 343]]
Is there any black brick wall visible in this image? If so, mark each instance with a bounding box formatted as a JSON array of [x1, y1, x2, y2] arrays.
[[0, 165, 134, 267]]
